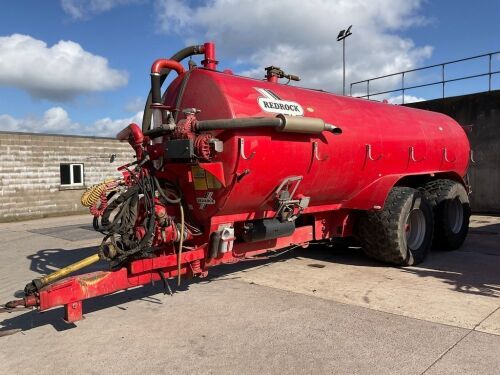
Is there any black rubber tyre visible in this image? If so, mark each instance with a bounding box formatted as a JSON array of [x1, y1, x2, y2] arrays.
[[419, 179, 470, 250], [355, 187, 434, 266]]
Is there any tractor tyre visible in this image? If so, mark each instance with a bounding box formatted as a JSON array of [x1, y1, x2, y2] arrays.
[[355, 187, 434, 266], [419, 179, 470, 250]]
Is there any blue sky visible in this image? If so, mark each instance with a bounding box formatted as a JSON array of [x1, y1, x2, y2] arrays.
[[0, 0, 498, 136]]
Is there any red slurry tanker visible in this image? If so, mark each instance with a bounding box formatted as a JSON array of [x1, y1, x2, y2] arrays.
[[3, 42, 471, 322]]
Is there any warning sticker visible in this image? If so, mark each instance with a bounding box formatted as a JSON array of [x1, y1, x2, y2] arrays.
[[206, 172, 222, 189], [191, 166, 222, 191], [196, 192, 216, 209], [192, 166, 208, 190]]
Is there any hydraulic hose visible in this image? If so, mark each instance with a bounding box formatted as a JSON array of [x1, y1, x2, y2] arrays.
[[142, 45, 205, 132], [81, 181, 109, 207]]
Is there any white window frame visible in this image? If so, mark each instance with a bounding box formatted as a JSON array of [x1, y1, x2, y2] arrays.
[[60, 163, 84, 186]]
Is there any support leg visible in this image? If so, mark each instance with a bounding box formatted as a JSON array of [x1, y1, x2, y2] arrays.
[[64, 301, 83, 323]]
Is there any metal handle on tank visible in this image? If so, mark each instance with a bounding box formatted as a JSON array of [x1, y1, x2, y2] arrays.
[[313, 141, 328, 161], [409, 146, 425, 162], [365, 144, 382, 161], [443, 147, 456, 163], [239, 138, 256, 160]]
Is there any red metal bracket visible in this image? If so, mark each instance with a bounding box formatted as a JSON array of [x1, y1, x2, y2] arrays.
[[64, 301, 83, 323]]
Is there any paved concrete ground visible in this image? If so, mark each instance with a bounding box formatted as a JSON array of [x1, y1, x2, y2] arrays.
[[0, 214, 499, 374]]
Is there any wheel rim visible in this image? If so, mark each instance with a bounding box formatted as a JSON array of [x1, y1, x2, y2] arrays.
[[405, 209, 426, 250], [447, 197, 464, 234]]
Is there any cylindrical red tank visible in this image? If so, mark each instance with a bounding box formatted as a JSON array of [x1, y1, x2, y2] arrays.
[[163, 68, 469, 223]]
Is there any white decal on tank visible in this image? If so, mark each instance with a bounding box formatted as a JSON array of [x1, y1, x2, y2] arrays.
[[254, 87, 304, 116], [196, 192, 215, 209]]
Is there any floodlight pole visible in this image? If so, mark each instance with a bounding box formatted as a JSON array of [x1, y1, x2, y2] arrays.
[[337, 26, 352, 96], [342, 37, 346, 96]]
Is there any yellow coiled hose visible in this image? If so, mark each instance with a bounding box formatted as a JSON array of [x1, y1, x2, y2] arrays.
[[80, 179, 116, 207]]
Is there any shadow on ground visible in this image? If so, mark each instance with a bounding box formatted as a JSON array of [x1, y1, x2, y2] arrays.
[[1, 220, 498, 335], [299, 223, 500, 299], [401, 222, 500, 298], [27, 246, 105, 276], [298, 223, 500, 299], [0, 245, 293, 334]]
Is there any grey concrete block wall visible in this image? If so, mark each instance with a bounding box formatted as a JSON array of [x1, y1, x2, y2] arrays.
[[0, 132, 135, 222], [405, 90, 500, 213]]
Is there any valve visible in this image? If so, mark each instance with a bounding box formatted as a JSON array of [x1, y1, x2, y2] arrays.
[[182, 107, 201, 116], [265, 66, 300, 83]]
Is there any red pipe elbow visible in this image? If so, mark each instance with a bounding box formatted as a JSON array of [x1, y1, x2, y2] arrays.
[[116, 123, 144, 146], [151, 59, 186, 75]]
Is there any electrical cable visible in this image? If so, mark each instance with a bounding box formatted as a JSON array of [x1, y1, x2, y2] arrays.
[[98, 171, 158, 266], [154, 176, 181, 204], [177, 202, 184, 286]]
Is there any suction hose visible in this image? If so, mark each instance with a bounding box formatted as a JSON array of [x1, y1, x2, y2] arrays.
[[142, 45, 205, 132]]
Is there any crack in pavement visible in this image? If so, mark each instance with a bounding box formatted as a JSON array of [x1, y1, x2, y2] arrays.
[[420, 304, 500, 374]]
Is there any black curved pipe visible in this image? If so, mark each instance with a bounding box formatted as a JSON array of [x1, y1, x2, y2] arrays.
[[142, 45, 204, 132], [142, 125, 170, 138], [151, 73, 162, 105]]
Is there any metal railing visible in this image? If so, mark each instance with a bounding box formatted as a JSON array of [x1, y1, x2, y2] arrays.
[[350, 51, 500, 103]]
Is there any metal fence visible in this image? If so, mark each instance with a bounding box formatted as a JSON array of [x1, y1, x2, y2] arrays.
[[350, 51, 500, 103]]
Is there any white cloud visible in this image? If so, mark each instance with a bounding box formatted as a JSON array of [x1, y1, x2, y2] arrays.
[[0, 107, 143, 137], [0, 107, 78, 133], [387, 94, 426, 104], [124, 96, 145, 112], [0, 34, 128, 101], [91, 111, 144, 136], [61, 0, 141, 19], [155, 0, 432, 94]]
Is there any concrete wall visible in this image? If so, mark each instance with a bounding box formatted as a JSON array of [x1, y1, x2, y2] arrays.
[[0, 132, 134, 222], [405, 90, 500, 213]]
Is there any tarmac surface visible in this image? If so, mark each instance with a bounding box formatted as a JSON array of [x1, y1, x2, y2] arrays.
[[0, 214, 499, 374]]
